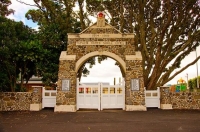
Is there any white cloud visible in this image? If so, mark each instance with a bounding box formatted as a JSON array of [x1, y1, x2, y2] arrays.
[[8, 0, 37, 28], [81, 58, 122, 85]]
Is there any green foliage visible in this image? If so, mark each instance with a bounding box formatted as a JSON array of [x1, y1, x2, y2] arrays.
[[0, 0, 14, 16], [188, 76, 200, 90], [0, 16, 46, 91], [24, 0, 86, 85]]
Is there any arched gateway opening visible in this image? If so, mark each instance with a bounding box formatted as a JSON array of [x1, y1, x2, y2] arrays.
[[77, 55, 125, 111], [55, 12, 146, 112]]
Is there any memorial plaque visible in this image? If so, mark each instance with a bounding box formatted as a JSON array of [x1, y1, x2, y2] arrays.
[[62, 79, 70, 91], [33, 88, 38, 93], [131, 79, 140, 91]]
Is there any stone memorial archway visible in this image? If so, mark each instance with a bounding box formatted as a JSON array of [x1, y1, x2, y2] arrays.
[[55, 12, 146, 112]]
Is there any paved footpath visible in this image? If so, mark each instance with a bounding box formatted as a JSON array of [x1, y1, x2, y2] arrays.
[[0, 108, 200, 132]]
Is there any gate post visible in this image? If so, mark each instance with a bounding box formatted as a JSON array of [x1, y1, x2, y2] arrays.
[[30, 86, 42, 111]]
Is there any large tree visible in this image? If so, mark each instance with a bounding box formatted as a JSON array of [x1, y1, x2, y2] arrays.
[[17, 0, 94, 84], [18, 0, 81, 85], [86, 0, 200, 89], [0, 16, 44, 91], [17, 0, 200, 90], [15, 39, 47, 91]]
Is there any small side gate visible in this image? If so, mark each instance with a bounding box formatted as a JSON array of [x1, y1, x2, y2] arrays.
[[144, 87, 160, 108], [77, 79, 125, 111], [42, 87, 57, 108]]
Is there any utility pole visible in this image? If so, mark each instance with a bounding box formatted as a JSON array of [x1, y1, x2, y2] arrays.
[[186, 73, 189, 90]]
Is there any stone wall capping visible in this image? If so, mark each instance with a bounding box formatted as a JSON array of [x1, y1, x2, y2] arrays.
[[59, 51, 76, 60], [126, 52, 142, 60], [68, 34, 134, 39]]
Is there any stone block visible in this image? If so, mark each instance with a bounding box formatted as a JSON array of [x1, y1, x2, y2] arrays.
[[10, 97, 16, 100], [54, 105, 76, 112], [65, 94, 74, 98], [133, 102, 139, 105], [7, 101, 13, 106], [125, 105, 147, 111], [30, 104, 42, 111], [160, 104, 173, 110], [126, 99, 133, 105], [3, 97, 10, 101], [194, 95, 200, 99], [180, 96, 186, 99]]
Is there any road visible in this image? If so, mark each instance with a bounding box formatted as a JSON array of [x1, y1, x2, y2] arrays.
[[0, 108, 200, 132]]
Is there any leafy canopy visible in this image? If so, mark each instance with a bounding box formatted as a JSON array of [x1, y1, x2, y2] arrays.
[[15, 0, 200, 90]]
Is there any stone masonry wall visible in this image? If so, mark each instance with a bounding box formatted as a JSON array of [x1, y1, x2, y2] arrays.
[[161, 87, 200, 109], [125, 60, 145, 105], [57, 60, 76, 105], [0, 92, 42, 111]]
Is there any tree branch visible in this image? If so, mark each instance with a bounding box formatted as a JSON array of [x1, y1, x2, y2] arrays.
[[16, 0, 37, 7], [164, 55, 200, 84]]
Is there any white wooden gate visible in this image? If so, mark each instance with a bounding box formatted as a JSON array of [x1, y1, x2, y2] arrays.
[[77, 79, 125, 111], [42, 87, 57, 108], [144, 87, 160, 108], [101, 83, 125, 110], [77, 83, 100, 110]]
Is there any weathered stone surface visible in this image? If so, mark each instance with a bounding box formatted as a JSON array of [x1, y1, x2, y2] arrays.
[[194, 95, 200, 99], [3, 97, 10, 101], [160, 87, 200, 110], [180, 96, 185, 99], [0, 92, 38, 111]]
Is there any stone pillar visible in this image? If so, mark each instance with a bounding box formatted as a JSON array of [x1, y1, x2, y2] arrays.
[[30, 87, 42, 111], [54, 53, 77, 112], [125, 53, 146, 111], [160, 87, 173, 109]]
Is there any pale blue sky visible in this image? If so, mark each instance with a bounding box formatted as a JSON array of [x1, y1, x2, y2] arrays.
[[8, 0, 200, 85]]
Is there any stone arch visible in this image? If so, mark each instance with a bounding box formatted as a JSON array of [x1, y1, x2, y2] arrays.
[[55, 17, 146, 112], [75, 51, 126, 74]]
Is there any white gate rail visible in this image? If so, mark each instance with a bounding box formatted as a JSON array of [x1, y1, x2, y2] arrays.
[[42, 87, 57, 108], [145, 87, 160, 108]]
